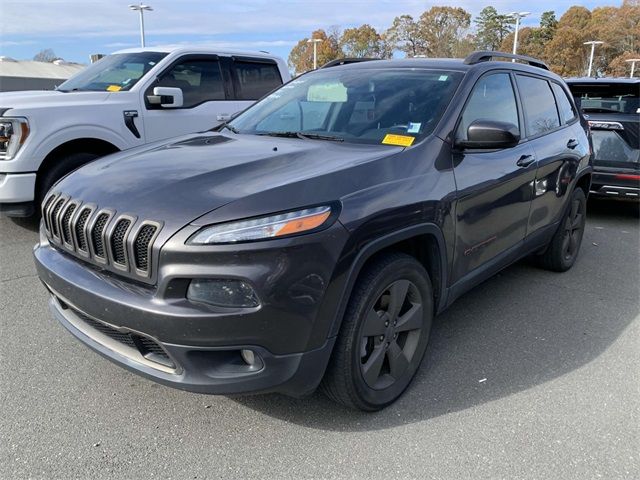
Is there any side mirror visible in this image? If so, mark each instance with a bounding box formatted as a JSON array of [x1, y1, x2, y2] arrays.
[[457, 120, 520, 149], [147, 87, 184, 108]]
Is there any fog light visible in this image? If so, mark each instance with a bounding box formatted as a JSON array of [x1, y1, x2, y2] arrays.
[[187, 279, 260, 308]]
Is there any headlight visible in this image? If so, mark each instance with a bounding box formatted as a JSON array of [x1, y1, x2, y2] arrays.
[[187, 205, 334, 245], [0, 117, 30, 160]]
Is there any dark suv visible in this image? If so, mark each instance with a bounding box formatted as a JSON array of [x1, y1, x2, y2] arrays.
[[34, 52, 592, 410], [566, 78, 639, 200]]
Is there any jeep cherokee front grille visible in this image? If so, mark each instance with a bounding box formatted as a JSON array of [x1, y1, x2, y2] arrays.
[[41, 193, 162, 283]]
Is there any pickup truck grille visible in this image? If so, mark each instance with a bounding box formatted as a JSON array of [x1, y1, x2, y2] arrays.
[[41, 192, 162, 283]]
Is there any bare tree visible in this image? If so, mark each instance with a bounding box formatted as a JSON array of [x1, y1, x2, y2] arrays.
[[33, 49, 57, 63]]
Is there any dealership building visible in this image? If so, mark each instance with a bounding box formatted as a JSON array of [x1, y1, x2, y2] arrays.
[[0, 57, 85, 92]]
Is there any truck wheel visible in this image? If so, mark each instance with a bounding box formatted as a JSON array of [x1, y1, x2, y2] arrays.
[[36, 152, 99, 214], [321, 253, 434, 411], [537, 187, 587, 272]]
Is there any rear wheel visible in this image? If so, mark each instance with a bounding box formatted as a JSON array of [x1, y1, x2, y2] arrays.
[[322, 253, 434, 411], [537, 187, 587, 272]]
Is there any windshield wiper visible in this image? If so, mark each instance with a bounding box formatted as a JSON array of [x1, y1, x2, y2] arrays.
[[256, 131, 344, 142]]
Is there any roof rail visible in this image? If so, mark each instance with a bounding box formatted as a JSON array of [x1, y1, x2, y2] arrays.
[[320, 58, 379, 69], [464, 51, 549, 70]]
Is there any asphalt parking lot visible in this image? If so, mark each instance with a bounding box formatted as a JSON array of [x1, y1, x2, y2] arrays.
[[1, 199, 638, 480]]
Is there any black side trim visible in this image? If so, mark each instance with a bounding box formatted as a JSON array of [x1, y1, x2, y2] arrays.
[[123, 110, 140, 138], [329, 223, 449, 338], [446, 221, 558, 307], [0, 108, 10, 117]]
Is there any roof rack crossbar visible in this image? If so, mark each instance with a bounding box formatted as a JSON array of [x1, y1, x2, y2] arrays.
[[464, 51, 549, 70], [320, 58, 379, 69]]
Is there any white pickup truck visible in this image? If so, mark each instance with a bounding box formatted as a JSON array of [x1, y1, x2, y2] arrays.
[[0, 46, 290, 216]]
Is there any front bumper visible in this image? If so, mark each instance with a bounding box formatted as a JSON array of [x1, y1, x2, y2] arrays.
[[0, 172, 36, 202], [34, 221, 349, 396]]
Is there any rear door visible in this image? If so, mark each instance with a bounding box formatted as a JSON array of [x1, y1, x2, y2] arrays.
[[516, 74, 588, 233], [229, 57, 284, 114], [141, 55, 238, 142], [451, 71, 537, 283]]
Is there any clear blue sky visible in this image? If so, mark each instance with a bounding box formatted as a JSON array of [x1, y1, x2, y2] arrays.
[[1, 0, 615, 64]]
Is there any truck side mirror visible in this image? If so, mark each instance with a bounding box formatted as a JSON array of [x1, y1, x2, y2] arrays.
[[147, 87, 184, 108]]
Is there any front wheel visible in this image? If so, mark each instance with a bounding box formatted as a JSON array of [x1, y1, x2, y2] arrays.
[[537, 187, 587, 272], [321, 253, 434, 411]]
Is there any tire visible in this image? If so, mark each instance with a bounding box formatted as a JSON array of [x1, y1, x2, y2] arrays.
[[321, 252, 434, 411], [537, 187, 587, 272], [35, 152, 100, 215]]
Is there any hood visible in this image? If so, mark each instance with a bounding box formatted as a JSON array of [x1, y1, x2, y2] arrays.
[[53, 132, 403, 231], [0, 90, 112, 113]]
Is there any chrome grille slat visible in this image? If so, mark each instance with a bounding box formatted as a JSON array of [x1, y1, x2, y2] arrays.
[[74, 207, 92, 253], [110, 218, 132, 266], [49, 198, 66, 238], [46, 193, 161, 283], [91, 213, 110, 259], [41, 194, 56, 233], [133, 224, 157, 272], [61, 203, 78, 247]]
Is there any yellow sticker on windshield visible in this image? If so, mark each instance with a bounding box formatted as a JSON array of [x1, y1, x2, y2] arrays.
[[382, 134, 415, 147], [106, 85, 122, 92]]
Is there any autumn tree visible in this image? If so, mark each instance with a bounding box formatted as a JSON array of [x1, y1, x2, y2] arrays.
[[544, 6, 593, 76], [419, 6, 472, 57], [288, 29, 343, 74], [385, 15, 426, 57], [340, 24, 389, 58], [499, 11, 557, 61], [474, 6, 514, 51]]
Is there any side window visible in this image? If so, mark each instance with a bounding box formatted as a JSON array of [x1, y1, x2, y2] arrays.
[[458, 73, 519, 141], [516, 75, 561, 136], [234, 61, 283, 100], [155, 59, 225, 108], [551, 82, 577, 124]]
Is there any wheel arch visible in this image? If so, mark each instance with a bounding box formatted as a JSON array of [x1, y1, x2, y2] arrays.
[[328, 223, 449, 339], [35, 138, 120, 193]]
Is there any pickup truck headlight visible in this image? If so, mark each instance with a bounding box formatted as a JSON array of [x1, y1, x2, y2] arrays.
[[0, 118, 30, 160], [187, 205, 333, 245]]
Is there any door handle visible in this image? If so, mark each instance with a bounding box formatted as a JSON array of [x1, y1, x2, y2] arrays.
[[516, 154, 536, 168], [217, 113, 231, 121], [567, 139, 579, 149]]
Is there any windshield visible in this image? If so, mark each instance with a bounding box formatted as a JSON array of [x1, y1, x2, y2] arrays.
[[568, 83, 640, 115], [57, 52, 167, 92], [229, 68, 463, 145]]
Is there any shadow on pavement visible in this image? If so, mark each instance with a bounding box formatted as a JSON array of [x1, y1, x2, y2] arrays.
[[234, 202, 639, 430]]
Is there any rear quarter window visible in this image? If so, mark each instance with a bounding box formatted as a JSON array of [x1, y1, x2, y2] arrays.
[[551, 83, 577, 124]]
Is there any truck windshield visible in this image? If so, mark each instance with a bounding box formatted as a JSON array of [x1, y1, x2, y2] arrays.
[[229, 68, 463, 145], [569, 83, 640, 114], [57, 52, 167, 92]]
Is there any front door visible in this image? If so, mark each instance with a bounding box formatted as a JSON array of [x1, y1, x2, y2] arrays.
[[141, 55, 238, 143], [451, 71, 537, 283]]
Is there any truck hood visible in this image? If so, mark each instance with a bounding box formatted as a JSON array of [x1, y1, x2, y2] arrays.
[[53, 132, 403, 231], [0, 90, 113, 113]]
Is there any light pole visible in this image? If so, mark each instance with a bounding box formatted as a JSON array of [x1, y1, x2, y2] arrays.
[[583, 41, 604, 77], [307, 38, 322, 70], [625, 58, 640, 78], [129, 3, 153, 48], [509, 11, 530, 59]]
